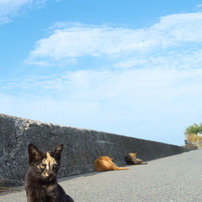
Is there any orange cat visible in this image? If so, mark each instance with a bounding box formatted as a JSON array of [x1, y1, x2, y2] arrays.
[[95, 156, 129, 171]]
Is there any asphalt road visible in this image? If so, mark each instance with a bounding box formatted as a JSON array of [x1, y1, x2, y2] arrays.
[[1, 149, 202, 202]]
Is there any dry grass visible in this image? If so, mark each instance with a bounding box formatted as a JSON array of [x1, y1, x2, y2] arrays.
[[187, 134, 202, 148]]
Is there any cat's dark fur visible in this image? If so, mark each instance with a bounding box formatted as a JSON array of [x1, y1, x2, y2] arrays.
[[125, 153, 147, 165], [25, 144, 74, 202]]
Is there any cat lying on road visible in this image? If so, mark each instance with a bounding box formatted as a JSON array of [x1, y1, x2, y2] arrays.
[[95, 156, 129, 171], [125, 153, 147, 165]]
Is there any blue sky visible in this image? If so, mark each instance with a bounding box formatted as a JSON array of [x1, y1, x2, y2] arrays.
[[0, 0, 202, 145]]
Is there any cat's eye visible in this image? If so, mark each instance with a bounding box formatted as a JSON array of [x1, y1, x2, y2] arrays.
[[39, 164, 46, 169], [53, 164, 58, 169]]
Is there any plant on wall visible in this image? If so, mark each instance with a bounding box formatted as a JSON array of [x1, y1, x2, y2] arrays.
[[185, 123, 202, 148]]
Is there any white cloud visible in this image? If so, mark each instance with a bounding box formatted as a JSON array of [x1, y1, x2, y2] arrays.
[[1, 10, 202, 145], [197, 4, 202, 8], [1, 67, 202, 145], [114, 49, 202, 69], [0, 0, 46, 24], [26, 12, 202, 66]]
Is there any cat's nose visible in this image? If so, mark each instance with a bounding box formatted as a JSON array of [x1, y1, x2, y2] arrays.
[[49, 170, 55, 176]]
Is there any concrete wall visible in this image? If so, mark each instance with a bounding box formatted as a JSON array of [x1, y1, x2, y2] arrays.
[[0, 113, 188, 186]]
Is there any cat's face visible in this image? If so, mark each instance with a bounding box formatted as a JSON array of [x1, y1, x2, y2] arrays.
[[129, 153, 137, 158], [28, 144, 63, 181]]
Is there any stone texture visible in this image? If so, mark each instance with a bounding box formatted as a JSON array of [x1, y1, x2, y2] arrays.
[[0, 113, 189, 186]]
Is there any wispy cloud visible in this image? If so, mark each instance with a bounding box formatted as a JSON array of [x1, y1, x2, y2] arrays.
[[2, 68, 202, 99], [197, 4, 202, 8], [0, 0, 46, 25], [1, 11, 202, 145], [26, 12, 202, 66], [114, 49, 202, 69], [1, 67, 202, 144]]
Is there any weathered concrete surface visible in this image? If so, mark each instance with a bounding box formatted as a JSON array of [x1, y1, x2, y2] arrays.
[[0, 113, 189, 186]]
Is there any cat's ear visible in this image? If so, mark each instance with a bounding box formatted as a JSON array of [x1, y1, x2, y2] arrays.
[[28, 144, 42, 162], [51, 144, 63, 160]]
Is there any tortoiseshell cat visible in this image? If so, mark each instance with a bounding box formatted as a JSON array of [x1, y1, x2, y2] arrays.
[[125, 153, 147, 165], [25, 144, 74, 202]]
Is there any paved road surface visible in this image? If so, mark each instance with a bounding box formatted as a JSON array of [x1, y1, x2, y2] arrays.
[[1, 149, 202, 202]]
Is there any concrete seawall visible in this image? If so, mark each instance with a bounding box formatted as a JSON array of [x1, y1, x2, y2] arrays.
[[0, 113, 188, 186]]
